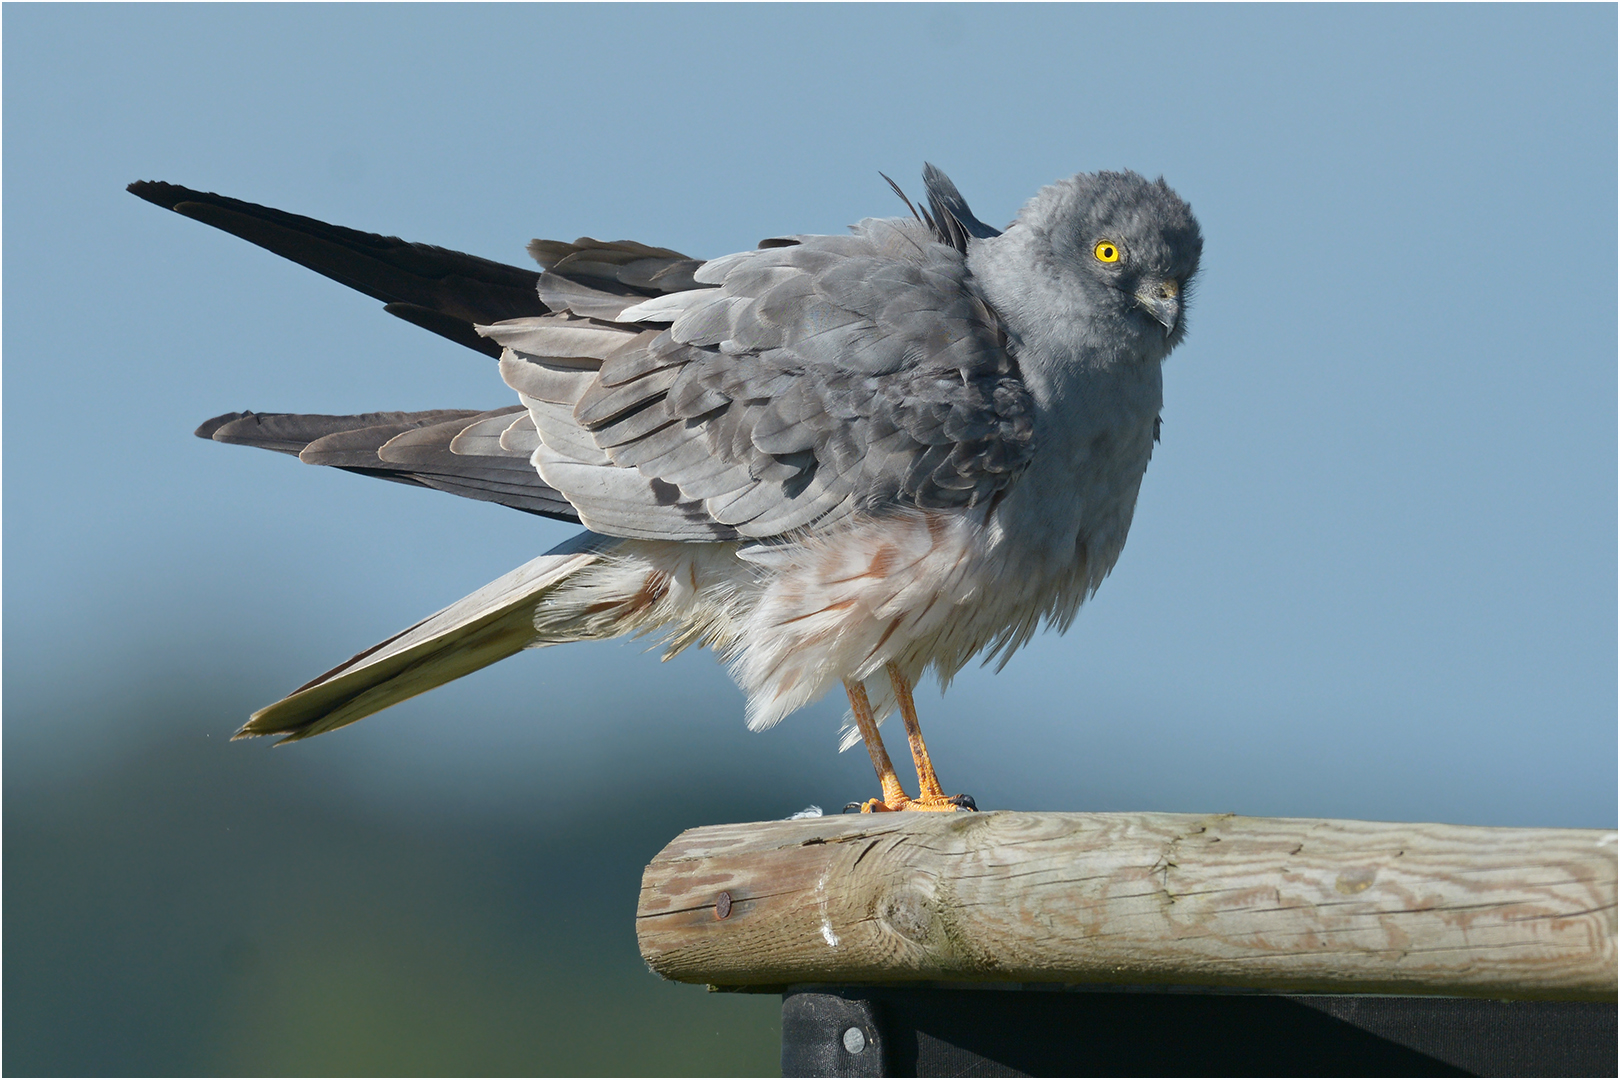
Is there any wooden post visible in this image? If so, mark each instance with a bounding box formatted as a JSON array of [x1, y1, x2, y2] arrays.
[[636, 811, 1616, 999]]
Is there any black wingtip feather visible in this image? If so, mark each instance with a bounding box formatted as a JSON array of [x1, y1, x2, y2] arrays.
[[383, 302, 505, 358], [127, 180, 549, 346], [128, 180, 188, 209]]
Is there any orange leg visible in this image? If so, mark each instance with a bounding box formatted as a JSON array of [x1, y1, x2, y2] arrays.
[[886, 662, 976, 812], [844, 678, 910, 812]]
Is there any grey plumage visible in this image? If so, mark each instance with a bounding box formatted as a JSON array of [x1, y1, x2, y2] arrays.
[[440, 211, 1042, 544], [197, 407, 577, 517], [132, 166, 1202, 757]]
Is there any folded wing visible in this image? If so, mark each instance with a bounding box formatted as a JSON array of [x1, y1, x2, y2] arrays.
[[488, 215, 1036, 542], [137, 173, 1034, 543]]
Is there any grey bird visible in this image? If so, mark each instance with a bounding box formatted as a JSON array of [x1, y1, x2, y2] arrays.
[[129, 166, 1201, 812]]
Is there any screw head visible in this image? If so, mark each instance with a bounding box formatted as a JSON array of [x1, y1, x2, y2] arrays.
[[842, 1026, 866, 1054], [714, 891, 732, 919]]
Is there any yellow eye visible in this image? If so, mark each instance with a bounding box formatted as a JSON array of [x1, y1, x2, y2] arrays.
[[1094, 240, 1121, 263]]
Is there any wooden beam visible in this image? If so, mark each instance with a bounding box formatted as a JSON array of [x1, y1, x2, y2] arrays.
[[636, 811, 1616, 999]]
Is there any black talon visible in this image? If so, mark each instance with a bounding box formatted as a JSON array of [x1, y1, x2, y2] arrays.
[[948, 794, 978, 811], [842, 801, 864, 813]]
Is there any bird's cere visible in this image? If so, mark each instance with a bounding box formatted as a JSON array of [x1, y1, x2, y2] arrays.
[[1135, 277, 1183, 334]]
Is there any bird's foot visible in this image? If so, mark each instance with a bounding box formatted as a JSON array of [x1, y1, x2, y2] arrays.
[[844, 793, 977, 813]]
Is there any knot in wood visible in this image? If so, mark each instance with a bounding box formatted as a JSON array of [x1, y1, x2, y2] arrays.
[[880, 886, 933, 945]]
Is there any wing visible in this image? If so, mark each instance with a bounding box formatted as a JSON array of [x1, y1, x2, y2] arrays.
[[128, 181, 551, 357], [129, 180, 706, 357], [485, 214, 1036, 542], [133, 182, 700, 520], [137, 169, 1035, 541], [196, 407, 579, 519]]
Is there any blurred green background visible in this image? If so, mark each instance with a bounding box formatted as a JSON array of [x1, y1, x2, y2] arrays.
[[6, 678, 795, 1075], [6, 4, 1614, 1076]]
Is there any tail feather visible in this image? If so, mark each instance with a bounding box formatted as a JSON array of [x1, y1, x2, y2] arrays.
[[238, 533, 607, 743]]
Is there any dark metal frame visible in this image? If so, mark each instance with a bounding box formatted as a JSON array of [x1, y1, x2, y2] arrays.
[[781, 985, 1617, 1077]]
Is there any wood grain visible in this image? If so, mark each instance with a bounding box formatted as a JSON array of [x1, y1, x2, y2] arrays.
[[636, 811, 1617, 998]]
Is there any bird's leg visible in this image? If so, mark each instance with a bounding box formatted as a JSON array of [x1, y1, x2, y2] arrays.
[[844, 678, 911, 812], [886, 662, 977, 811]]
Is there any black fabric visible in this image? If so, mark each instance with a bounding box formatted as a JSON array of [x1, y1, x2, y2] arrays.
[[781, 987, 1616, 1077]]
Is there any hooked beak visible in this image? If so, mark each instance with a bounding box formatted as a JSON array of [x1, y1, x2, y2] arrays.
[[1135, 278, 1182, 335]]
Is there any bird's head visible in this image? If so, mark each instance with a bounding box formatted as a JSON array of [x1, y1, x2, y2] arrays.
[[989, 170, 1203, 360]]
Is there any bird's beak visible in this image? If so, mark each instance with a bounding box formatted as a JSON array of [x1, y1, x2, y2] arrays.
[[1135, 278, 1181, 334]]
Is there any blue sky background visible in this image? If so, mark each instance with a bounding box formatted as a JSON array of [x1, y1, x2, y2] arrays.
[[5, 5, 1615, 1074]]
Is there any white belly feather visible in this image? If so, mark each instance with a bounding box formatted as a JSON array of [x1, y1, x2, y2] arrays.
[[526, 402, 1157, 739]]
